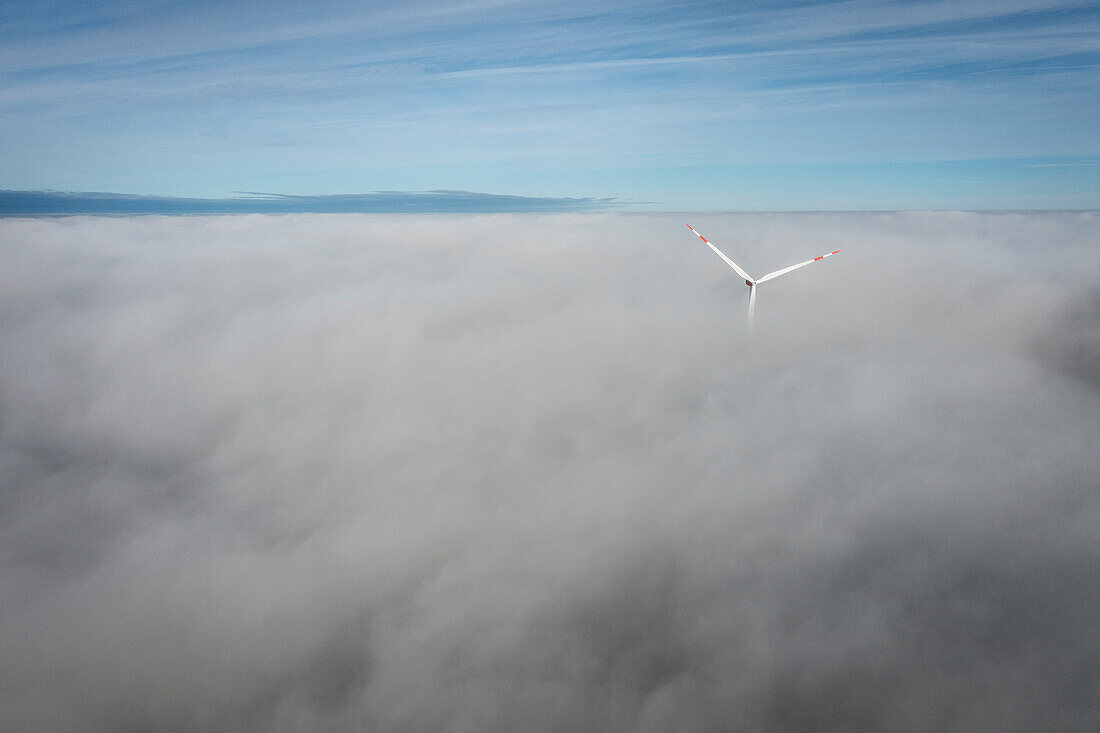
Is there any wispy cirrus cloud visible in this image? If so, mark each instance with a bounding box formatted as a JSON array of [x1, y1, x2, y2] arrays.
[[1, 1, 1097, 206]]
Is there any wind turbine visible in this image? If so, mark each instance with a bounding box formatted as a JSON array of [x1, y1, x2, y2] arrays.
[[686, 225, 839, 327]]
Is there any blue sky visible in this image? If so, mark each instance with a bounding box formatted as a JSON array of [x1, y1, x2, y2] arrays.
[[2, 0, 1098, 210]]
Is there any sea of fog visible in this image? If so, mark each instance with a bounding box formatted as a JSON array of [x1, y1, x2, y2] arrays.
[[1, 212, 1097, 731]]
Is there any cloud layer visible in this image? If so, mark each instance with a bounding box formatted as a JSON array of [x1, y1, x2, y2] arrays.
[[1, 212, 1098, 731]]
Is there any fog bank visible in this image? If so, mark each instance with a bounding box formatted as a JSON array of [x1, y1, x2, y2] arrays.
[[1, 212, 1098, 731]]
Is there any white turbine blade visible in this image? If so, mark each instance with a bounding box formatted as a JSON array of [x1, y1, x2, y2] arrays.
[[686, 225, 755, 283], [755, 249, 840, 284], [747, 285, 756, 328]]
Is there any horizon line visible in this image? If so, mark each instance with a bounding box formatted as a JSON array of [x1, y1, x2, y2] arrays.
[[1, 189, 1097, 216], [0, 189, 625, 216]]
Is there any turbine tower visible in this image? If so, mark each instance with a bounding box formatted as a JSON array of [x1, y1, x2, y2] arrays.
[[686, 225, 840, 327]]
